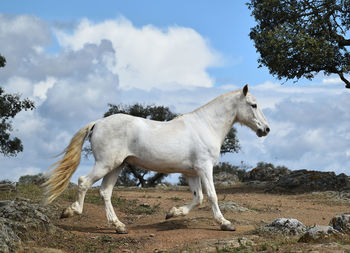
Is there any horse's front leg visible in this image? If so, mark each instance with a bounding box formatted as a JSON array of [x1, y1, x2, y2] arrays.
[[198, 163, 236, 231], [166, 176, 203, 219]]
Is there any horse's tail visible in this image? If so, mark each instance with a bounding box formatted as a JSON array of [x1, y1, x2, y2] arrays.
[[43, 121, 96, 204]]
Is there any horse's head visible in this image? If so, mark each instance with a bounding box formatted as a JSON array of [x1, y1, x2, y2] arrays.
[[236, 84, 270, 137]]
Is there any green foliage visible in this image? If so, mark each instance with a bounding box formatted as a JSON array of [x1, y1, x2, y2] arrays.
[[178, 174, 188, 186], [255, 161, 289, 171], [220, 127, 240, 154], [18, 173, 45, 185], [104, 103, 177, 121], [213, 162, 248, 181], [0, 54, 35, 156], [0, 54, 5, 68], [248, 0, 350, 88]]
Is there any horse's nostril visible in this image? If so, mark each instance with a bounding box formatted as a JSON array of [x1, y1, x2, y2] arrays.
[[266, 127, 270, 133]]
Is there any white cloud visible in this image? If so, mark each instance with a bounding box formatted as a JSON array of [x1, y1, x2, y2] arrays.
[[33, 77, 56, 101], [323, 77, 342, 84], [55, 17, 221, 90], [3, 76, 33, 97]]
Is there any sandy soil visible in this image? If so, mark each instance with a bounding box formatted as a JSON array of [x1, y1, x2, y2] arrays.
[[43, 184, 350, 252]]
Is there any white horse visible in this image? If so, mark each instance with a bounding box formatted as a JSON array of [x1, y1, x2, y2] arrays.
[[44, 84, 269, 233]]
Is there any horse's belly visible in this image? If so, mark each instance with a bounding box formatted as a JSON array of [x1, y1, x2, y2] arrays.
[[125, 155, 197, 176]]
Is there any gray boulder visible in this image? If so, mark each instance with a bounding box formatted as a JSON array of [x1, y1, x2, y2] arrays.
[[259, 218, 306, 236], [0, 198, 57, 253], [298, 225, 342, 243], [0, 218, 22, 253], [214, 172, 239, 187], [329, 213, 350, 234], [243, 166, 290, 182], [271, 170, 350, 192]]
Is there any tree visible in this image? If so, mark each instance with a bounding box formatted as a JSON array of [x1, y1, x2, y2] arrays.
[[0, 54, 35, 156], [248, 0, 350, 88], [220, 127, 240, 154]]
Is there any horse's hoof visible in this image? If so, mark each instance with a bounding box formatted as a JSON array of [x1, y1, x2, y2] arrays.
[[220, 223, 236, 231], [165, 213, 173, 220], [165, 207, 178, 220], [116, 227, 128, 234], [60, 208, 73, 219]]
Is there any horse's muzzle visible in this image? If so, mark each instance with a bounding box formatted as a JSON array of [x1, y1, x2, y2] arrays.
[[257, 127, 270, 137]]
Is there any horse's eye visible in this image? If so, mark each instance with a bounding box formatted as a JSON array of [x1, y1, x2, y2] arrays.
[[251, 104, 257, 109]]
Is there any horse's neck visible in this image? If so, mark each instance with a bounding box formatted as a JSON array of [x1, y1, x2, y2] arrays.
[[193, 92, 239, 143]]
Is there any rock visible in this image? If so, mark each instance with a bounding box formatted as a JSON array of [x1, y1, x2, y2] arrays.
[[0, 198, 55, 232], [219, 201, 249, 212], [225, 239, 241, 248], [140, 203, 151, 208], [243, 166, 290, 182], [259, 218, 306, 236], [121, 249, 133, 253], [329, 213, 350, 234], [213, 237, 255, 251], [244, 180, 270, 188], [155, 183, 168, 189], [0, 198, 57, 252], [271, 170, 350, 193], [0, 183, 16, 192], [0, 218, 22, 253], [214, 172, 240, 187], [298, 225, 342, 243]]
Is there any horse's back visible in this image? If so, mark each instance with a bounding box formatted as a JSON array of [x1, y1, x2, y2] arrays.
[[90, 113, 196, 170], [96, 113, 188, 138]]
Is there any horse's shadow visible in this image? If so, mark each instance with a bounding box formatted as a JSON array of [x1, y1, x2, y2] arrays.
[[132, 217, 216, 231], [57, 217, 215, 234], [134, 219, 188, 231]]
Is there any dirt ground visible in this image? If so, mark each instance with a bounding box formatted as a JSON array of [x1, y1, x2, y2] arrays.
[[31, 184, 350, 252]]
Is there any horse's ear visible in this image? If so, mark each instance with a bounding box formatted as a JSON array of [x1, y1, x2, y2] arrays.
[[243, 84, 248, 96]]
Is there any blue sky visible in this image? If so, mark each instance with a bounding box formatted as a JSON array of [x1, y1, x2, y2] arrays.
[[1, 1, 350, 183]]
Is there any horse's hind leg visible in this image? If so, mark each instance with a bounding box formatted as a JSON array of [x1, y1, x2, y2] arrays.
[[166, 175, 203, 219], [99, 166, 127, 234], [61, 161, 115, 219]]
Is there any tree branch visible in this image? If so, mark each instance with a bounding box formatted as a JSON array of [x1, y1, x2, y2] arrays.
[[339, 38, 350, 47], [333, 32, 350, 47], [129, 166, 146, 187], [338, 72, 350, 88], [146, 173, 167, 187]]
